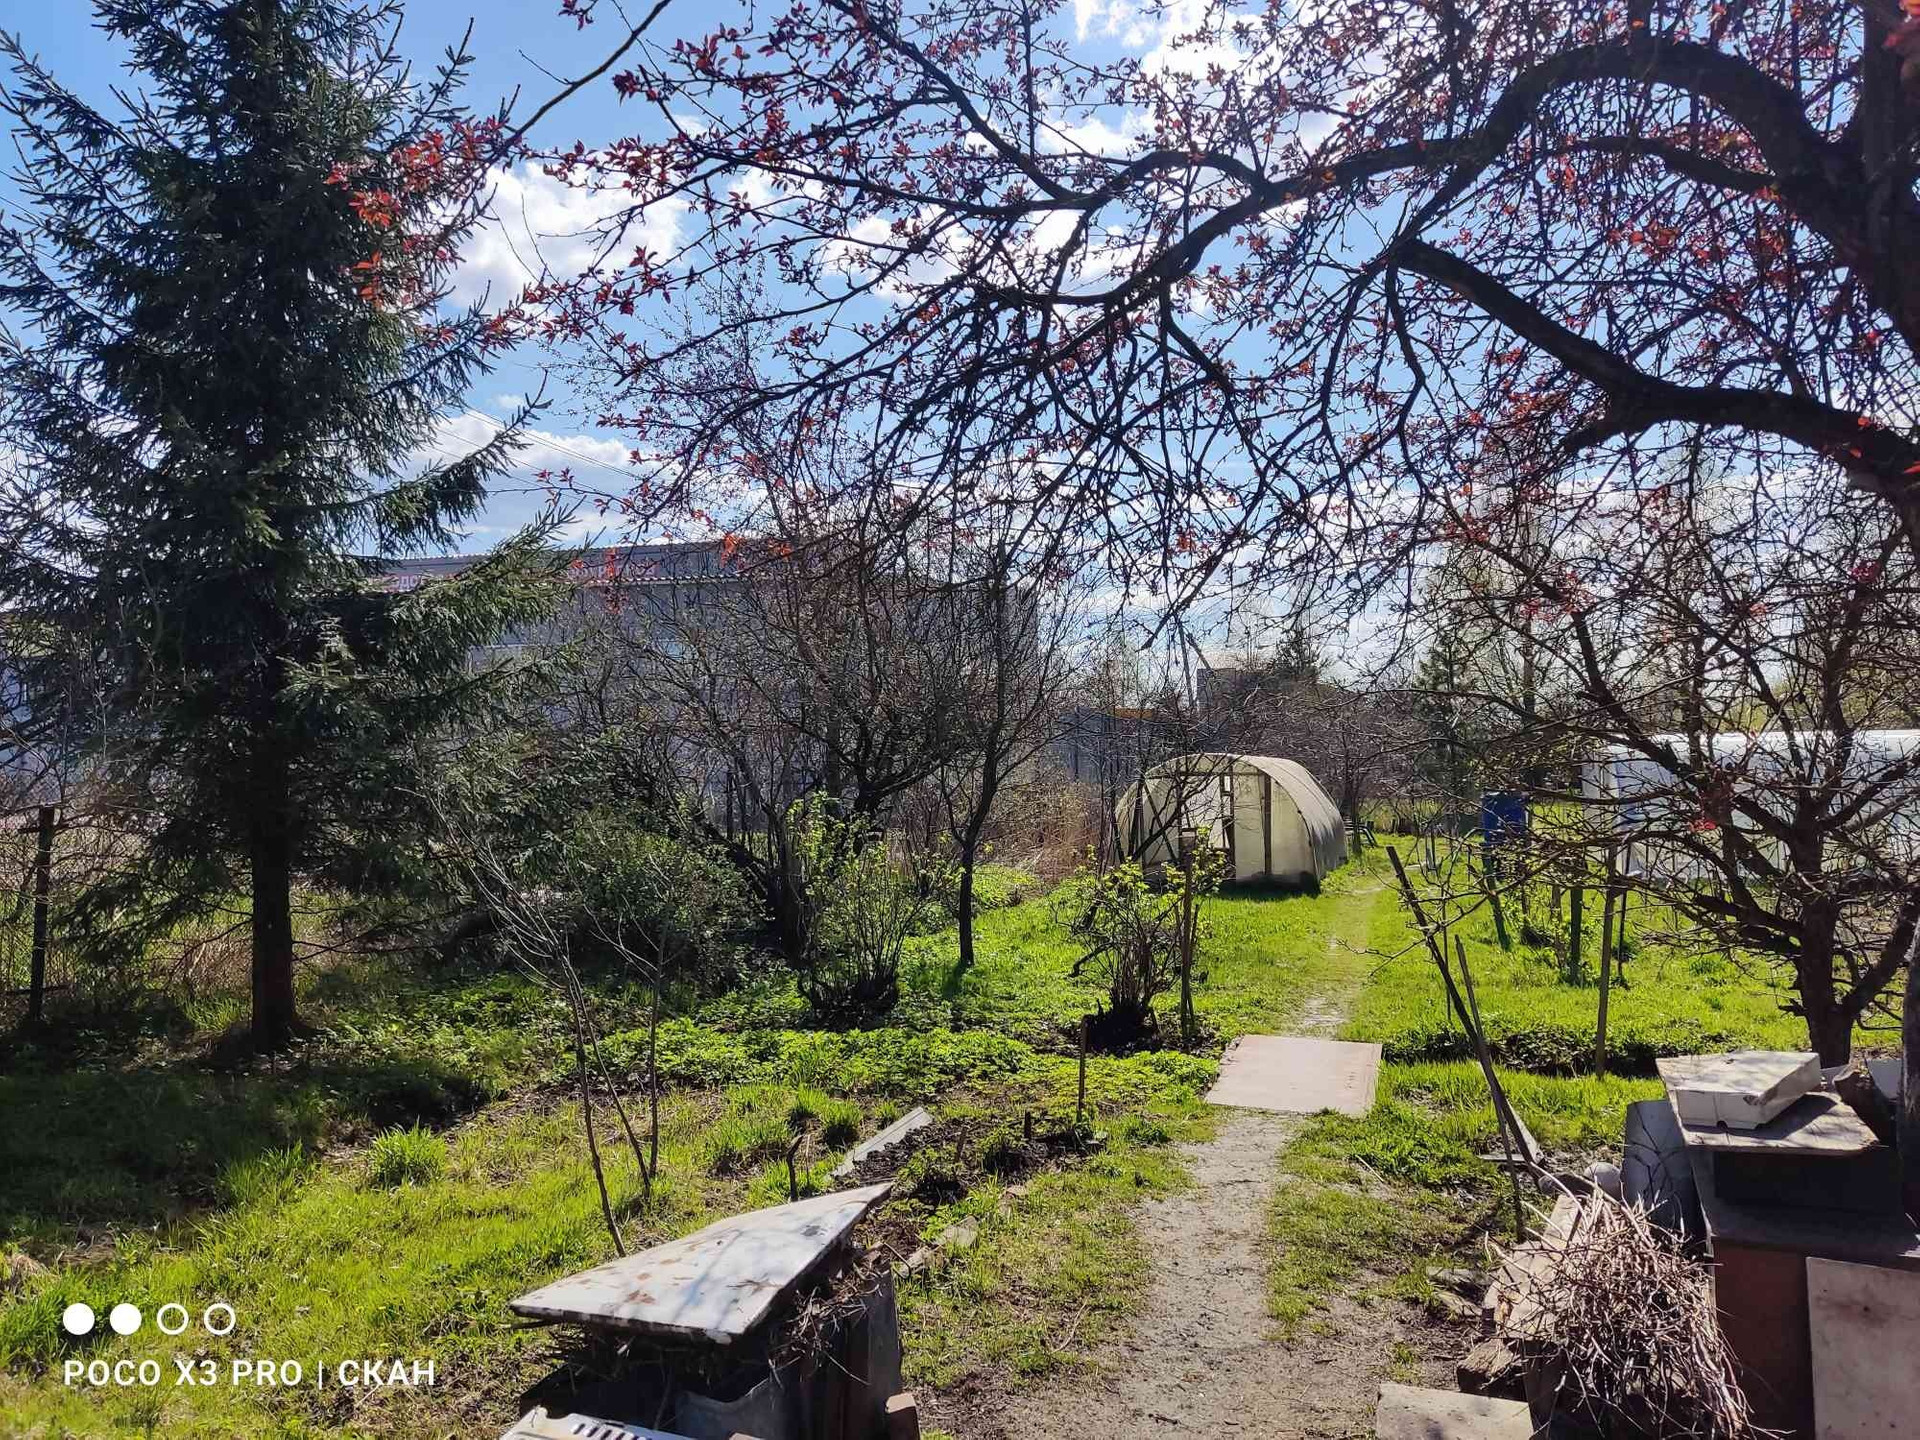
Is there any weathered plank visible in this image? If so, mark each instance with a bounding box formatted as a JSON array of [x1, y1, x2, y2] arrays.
[[829, 1106, 933, 1180], [1205, 1034, 1381, 1117], [1809, 1257, 1920, 1440], [508, 1182, 893, 1344], [501, 1406, 731, 1439]]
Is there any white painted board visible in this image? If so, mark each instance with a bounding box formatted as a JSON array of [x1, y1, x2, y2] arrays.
[[508, 1181, 893, 1344], [1809, 1257, 1920, 1439], [501, 1407, 698, 1440], [1658, 1051, 1821, 1129], [829, 1105, 933, 1179]]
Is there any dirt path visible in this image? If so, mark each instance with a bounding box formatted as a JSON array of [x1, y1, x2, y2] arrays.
[[933, 893, 1457, 1439]]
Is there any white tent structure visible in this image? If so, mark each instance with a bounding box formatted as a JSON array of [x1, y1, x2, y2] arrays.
[[1583, 730, 1920, 882], [1116, 753, 1348, 885]]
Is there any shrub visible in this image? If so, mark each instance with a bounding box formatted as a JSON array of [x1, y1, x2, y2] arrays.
[[563, 813, 756, 990], [1057, 848, 1221, 1049], [704, 1110, 791, 1175], [366, 1126, 447, 1188], [817, 1101, 862, 1150], [807, 837, 938, 1026]]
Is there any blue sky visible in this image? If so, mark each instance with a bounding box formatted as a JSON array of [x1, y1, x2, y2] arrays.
[[6, 2, 671, 549], [5, 2, 1312, 654]]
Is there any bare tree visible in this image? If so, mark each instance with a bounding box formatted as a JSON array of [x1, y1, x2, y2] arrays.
[[933, 532, 1086, 967], [1435, 467, 1920, 1065]]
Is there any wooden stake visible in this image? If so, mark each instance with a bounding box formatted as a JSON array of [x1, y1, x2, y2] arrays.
[[1569, 883, 1585, 982], [1595, 855, 1619, 1076], [1076, 1015, 1088, 1126], [1457, 935, 1528, 1242]]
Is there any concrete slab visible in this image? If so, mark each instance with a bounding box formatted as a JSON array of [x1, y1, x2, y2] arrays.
[[1809, 1257, 1920, 1439], [1206, 1034, 1380, 1117], [1374, 1382, 1535, 1439], [508, 1182, 893, 1344]]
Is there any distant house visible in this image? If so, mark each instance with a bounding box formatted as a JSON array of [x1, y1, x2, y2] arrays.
[[381, 540, 737, 660], [1053, 705, 1179, 788]]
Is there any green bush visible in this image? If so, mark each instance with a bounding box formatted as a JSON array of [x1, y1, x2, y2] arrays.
[[802, 809, 939, 1025], [1382, 1013, 1737, 1076], [366, 1125, 447, 1188]]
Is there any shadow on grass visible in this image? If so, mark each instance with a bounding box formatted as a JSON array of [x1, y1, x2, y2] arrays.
[[0, 1044, 495, 1245]]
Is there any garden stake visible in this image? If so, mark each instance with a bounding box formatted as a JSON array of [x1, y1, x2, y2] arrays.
[[1076, 1015, 1088, 1126], [1595, 851, 1620, 1077], [1456, 935, 1528, 1242]]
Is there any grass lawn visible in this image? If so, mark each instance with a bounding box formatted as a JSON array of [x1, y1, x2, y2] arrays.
[[0, 866, 1388, 1438], [1263, 844, 1821, 1336], [0, 846, 1835, 1436]]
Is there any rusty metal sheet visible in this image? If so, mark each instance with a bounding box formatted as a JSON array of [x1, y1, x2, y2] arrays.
[[508, 1182, 893, 1344]]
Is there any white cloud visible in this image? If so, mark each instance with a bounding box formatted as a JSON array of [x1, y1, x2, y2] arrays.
[[416, 410, 633, 486], [451, 162, 684, 305]]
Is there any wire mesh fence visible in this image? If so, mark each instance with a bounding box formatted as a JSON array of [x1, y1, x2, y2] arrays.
[[0, 806, 249, 1029]]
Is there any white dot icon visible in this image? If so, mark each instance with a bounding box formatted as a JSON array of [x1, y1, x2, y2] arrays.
[[108, 1303, 141, 1335], [60, 1303, 94, 1336]]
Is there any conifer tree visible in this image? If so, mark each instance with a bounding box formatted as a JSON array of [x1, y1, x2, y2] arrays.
[[0, 1, 559, 1048]]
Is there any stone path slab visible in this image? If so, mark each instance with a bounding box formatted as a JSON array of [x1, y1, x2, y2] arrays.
[[1206, 1034, 1381, 1117], [1374, 1382, 1534, 1440]]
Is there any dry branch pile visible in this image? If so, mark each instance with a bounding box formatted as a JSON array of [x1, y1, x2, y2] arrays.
[[1499, 1194, 1764, 1439]]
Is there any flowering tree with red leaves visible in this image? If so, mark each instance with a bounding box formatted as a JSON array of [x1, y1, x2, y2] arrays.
[[527, 0, 1920, 1184], [528, 0, 1920, 593]]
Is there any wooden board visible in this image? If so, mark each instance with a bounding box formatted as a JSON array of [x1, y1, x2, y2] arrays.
[[1374, 1382, 1533, 1440], [1657, 1051, 1820, 1129], [829, 1106, 933, 1180], [508, 1182, 893, 1344], [1809, 1258, 1920, 1439], [1206, 1034, 1380, 1117], [500, 1408, 704, 1440], [1663, 1089, 1879, 1156]]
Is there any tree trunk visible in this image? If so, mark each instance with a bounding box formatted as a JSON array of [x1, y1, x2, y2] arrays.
[[1798, 906, 1853, 1066], [249, 815, 299, 1052], [1594, 867, 1618, 1076], [957, 853, 977, 970]]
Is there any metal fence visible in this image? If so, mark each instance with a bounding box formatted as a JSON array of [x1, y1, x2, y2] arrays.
[[0, 807, 248, 1028], [0, 806, 65, 1024]]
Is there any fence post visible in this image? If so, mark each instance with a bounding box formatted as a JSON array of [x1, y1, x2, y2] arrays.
[[28, 805, 53, 1023]]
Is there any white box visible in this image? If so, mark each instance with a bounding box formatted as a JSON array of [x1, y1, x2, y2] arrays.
[[1658, 1050, 1823, 1130]]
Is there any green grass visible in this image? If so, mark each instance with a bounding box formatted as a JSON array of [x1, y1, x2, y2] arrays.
[[1260, 849, 1717, 1335], [2, 843, 1811, 1434], [0, 864, 1389, 1435], [367, 1125, 449, 1188], [1343, 867, 1809, 1073]]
